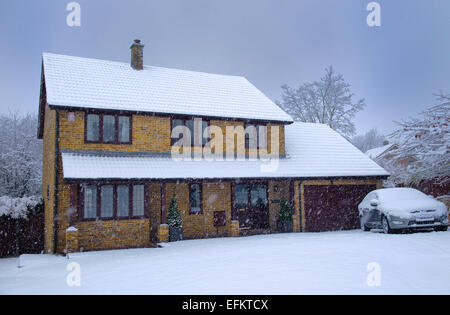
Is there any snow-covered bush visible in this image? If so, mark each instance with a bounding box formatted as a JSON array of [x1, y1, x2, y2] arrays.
[[0, 196, 42, 219], [278, 198, 292, 222], [0, 112, 42, 197], [389, 92, 449, 185]]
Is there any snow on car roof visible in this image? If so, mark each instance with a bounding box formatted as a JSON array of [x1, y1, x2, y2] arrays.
[[42, 52, 293, 123], [375, 187, 428, 201], [62, 122, 389, 179]]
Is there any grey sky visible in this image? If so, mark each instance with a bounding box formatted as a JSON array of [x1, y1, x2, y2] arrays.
[[0, 0, 448, 135]]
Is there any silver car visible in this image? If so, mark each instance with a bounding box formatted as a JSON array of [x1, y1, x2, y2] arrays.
[[358, 188, 448, 234]]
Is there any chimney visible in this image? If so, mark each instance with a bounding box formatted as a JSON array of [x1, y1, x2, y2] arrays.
[[130, 39, 144, 70]]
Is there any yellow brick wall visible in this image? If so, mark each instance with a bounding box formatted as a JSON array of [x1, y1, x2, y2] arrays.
[[202, 182, 232, 237], [164, 181, 232, 239], [74, 219, 151, 251], [57, 110, 286, 156], [58, 110, 171, 152], [149, 183, 162, 243], [42, 103, 56, 253], [210, 120, 286, 156], [268, 180, 290, 230], [56, 180, 72, 253], [165, 183, 205, 239]]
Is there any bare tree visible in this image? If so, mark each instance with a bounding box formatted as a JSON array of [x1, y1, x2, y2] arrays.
[[0, 112, 42, 197], [277, 66, 365, 137], [389, 92, 449, 185], [351, 128, 387, 153]]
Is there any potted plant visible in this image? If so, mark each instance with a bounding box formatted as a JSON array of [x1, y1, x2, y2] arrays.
[[277, 198, 293, 233], [167, 197, 183, 242]]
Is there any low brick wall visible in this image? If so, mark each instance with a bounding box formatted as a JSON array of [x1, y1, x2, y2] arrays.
[[74, 219, 151, 252]]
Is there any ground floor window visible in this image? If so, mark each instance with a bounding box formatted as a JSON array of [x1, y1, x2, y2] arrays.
[[80, 183, 147, 220], [189, 183, 202, 214], [234, 183, 268, 209], [233, 182, 269, 229]]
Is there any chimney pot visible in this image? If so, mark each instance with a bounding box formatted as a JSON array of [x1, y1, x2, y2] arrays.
[[130, 39, 144, 70]]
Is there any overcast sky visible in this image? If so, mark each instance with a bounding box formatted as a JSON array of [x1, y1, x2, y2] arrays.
[[0, 0, 448, 135]]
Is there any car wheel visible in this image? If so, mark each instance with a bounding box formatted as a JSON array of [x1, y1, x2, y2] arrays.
[[382, 216, 392, 234], [435, 225, 448, 232], [360, 217, 370, 231]]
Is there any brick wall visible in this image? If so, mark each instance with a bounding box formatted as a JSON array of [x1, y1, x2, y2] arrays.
[[42, 103, 57, 253], [202, 182, 232, 238], [58, 110, 171, 153], [268, 180, 290, 230], [74, 219, 150, 251], [57, 110, 286, 155]]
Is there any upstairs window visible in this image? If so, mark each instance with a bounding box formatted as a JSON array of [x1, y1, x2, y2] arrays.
[[245, 124, 267, 149], [85, 112, 131, 144], [86, 114, 100, 142], [171, 118, 210, 147]]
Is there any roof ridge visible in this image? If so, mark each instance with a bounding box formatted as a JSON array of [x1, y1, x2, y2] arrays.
[[42, 52, 246, 79]]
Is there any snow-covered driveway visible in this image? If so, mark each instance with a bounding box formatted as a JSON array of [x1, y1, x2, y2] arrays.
[[1, 230, 449, 294]]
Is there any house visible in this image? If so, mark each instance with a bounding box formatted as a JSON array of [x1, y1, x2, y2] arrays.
[[37, 40, 389, 254], [366, 144, 448, 208], [365, 143, 397, 160], [366, 142, 417, 172]]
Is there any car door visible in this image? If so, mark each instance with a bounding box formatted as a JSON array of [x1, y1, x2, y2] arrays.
[[359, 192, 375, 226], [365, 192, 382, 228]]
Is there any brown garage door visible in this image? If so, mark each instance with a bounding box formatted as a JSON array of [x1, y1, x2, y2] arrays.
[[304, 184, 376, 232]]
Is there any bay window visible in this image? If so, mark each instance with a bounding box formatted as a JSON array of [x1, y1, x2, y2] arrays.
[[133, 185, 145, 217], [117, 185, 130, 217], [100, 185, 114, 218], [81, 183, 147, 220], [83, 185, 97, 219]]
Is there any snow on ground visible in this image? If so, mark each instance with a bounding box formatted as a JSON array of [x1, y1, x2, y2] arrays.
[[1, 230, 449, 294]]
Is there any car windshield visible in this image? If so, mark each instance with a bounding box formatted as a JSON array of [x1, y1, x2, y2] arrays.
[[377, 188, 428, 202]]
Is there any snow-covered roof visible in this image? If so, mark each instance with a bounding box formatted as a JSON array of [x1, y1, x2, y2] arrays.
[[42, 53, 293, 123], [62, 122, 389, 180], [365, 144, 396, 159]]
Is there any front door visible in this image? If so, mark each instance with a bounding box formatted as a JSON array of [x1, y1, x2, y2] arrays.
[[235, 183, 269, 229]]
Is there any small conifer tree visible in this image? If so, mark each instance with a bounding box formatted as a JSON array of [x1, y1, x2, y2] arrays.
[[279, 198, 292, 222], [167, 197, 183, 228]]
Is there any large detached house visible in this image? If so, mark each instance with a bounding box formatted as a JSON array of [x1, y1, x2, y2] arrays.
[[38, 40, 388, 254]]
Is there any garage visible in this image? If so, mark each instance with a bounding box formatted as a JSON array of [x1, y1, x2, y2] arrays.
[[304, 184, 377, 232]]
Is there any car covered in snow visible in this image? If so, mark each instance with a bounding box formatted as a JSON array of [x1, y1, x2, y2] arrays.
[[358, 188, 448, 234]]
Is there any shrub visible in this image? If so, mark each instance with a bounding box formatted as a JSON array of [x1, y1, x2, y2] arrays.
[[167, 197, 183, 228]]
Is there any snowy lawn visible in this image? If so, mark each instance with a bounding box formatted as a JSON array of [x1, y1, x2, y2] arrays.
[[1, 230, 449, 294]]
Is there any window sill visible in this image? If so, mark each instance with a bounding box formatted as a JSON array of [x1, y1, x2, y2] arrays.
[[78, 216, 148, 222]]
